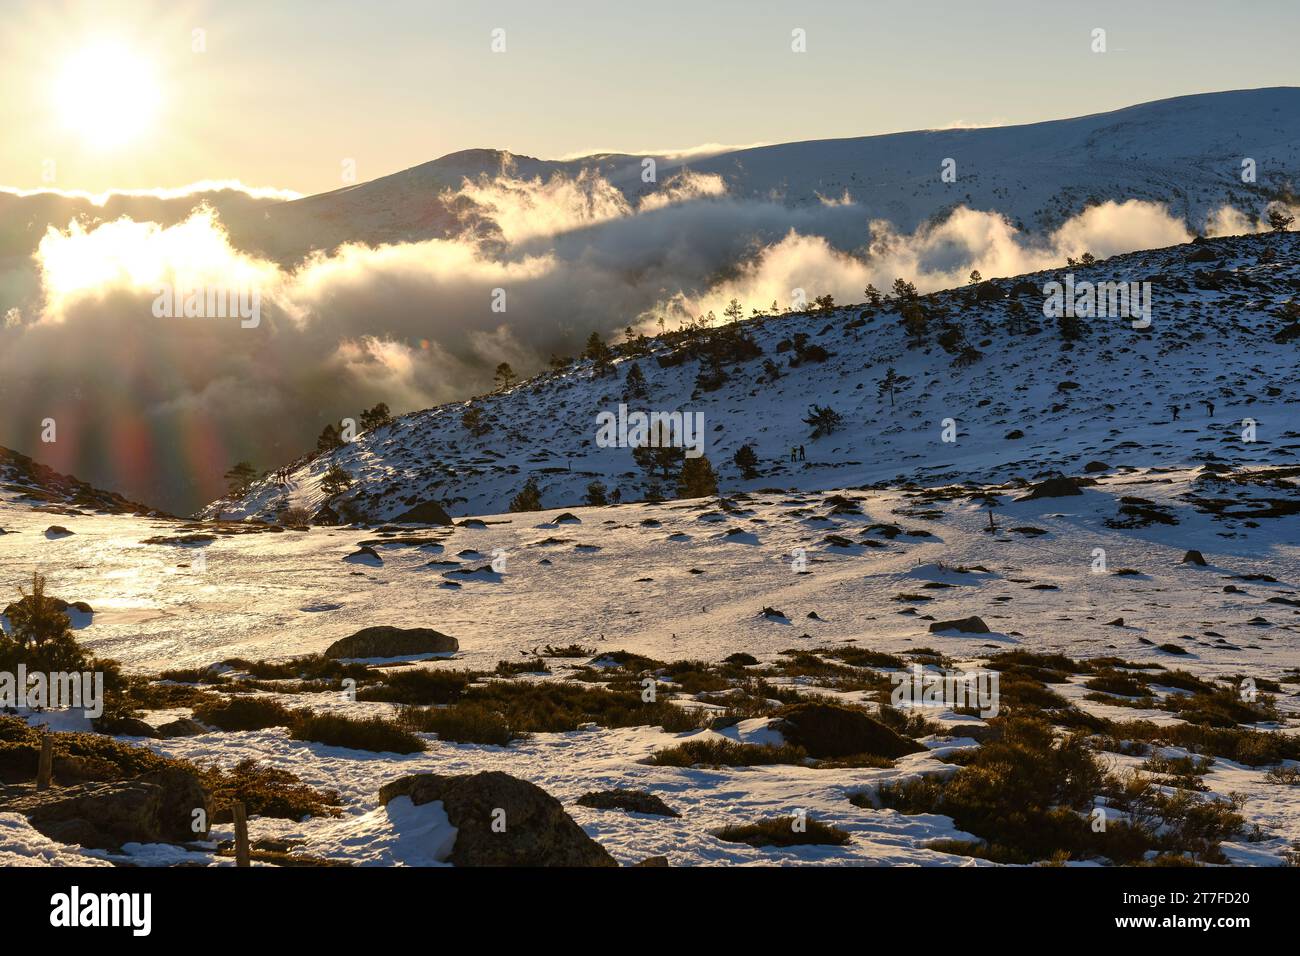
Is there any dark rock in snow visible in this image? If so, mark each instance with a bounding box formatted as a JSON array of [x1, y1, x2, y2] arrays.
[[379, 771, 616, 867], [1020, 476, 1083, 500], [0, 767, 210, 851], [311, 502, 340, 526], [928, 616, 991, 634], [393, 500, 452, 526], [1181, 550, 1208, 566], [576, 788, 680, 817], [157, 718, 208, 738], [774, 702, 924, 759], [325, 625, 458, 659]]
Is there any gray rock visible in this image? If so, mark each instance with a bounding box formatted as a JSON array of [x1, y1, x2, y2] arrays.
[[929, 616, 991, 634], [325, 625, 458, 659], [379, 771, 616, 867]]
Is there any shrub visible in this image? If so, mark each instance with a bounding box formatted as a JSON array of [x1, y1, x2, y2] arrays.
[[875, 716, 1106, 863], [356, 668, 476, 705], [193, 695, 294, 731], [715, 816, 851, 847], [464, 680, 701, 734], [288, 712, 426, 754], [200, 759, 342, 822], [646, 738, 807, 767], [396, 702, 515, 746]]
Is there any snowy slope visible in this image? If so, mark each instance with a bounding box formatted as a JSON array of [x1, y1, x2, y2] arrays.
[[0, 445, 165, 518], [204, 230, 1300, 524], [2, 462, 1298, 866], [253, 87, 1300, 257]]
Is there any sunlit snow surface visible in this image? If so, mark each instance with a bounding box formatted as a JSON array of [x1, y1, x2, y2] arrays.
[[2, 469, 1298, 866]]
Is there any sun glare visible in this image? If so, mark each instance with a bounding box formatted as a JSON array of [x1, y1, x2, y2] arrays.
[[54, 41, 160, 150]]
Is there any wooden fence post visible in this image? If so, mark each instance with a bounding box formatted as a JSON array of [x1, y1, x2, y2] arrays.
[[232, 801, 250, 867], [36, 735, 53, 791]]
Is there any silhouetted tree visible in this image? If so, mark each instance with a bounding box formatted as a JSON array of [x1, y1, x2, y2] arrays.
[[321, 463, 353, 498], [509, 477, 543, 512], [802, 405, 844, 438], [677, 455, 718, 498], [316, 423, 344, 453], [877, 367, 907, 406], [624, 361, 648, 399], [359, 402, 392, 432], [494, 363, 516, 391], [733, 443, 760, 479], [632, 422, 685, 480], [584, 480, 608, 506]]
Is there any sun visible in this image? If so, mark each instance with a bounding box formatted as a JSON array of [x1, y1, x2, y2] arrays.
[[54, 41, 161, 150]]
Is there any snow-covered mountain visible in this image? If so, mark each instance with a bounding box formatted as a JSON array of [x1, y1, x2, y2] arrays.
[[0, 446, 164, 519], [10, 88, 1292, 264], [204, 230, 1300, 524], [247, 87, 1300, 258]]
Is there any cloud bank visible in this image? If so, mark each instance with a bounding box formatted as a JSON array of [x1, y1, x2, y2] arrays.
[[0, 166, 1289, 513]]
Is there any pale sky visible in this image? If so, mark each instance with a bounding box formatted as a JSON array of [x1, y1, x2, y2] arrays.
[[2, 0, 1298, 196]]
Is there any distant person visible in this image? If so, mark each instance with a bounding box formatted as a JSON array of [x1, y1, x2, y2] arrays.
[[611, 488, 621, 504], [1204, 400, 1215, 417], [798, 445, 806, 461], [1169, 404, 1180, 421], [790, 446, 797, 462]]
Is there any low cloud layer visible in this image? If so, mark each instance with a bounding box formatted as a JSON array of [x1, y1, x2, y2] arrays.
[[0, 167, 1289, 513]]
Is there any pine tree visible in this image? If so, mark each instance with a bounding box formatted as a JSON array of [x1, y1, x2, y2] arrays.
[[321, 463, 353, 497], [3, 573, 89, 672], [733, 444, 760, 479], [802, 405, 844, 438], [901, 301, 928, 344], [584, 480, 608, 506], [317, 423, 344, 453], [494, 362, 516, 391], [1058, 310, 1084, 342], [632, 422, 685, 480], [891, 278, 919, 301], [509, 476, 543, 512], [1006, 299, 1028, 335], [1268, 207, 1295, 232], [462, 404, 490, 437], [623, 361, 648, 399], [677, 455, 718, 498], [863, 284, 883, 307], [723, 298, 745, 324], [877, 367, 905, 406], [359, 402, 392, 432], [582, 332, 614, 377]]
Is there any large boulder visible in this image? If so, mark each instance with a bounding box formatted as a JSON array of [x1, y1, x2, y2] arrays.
[[773, 702, 925, 759], [929, 616, 991, 634], [379, 771, 616, 867], [393, 501, 452, 526], [0, 767, 210, 850], [324, 626, 458, 659], [1019, 475, 1084, 500], [311, 502, 340, 526]]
